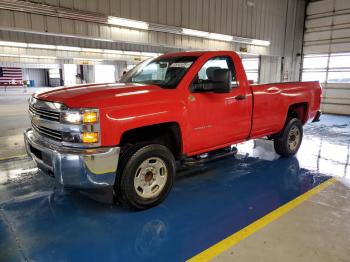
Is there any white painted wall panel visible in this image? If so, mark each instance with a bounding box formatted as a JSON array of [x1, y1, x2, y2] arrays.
[[321, 103, 350, 115], [260, 55, 281, 84], [331, 42, 350, 52], [334, 14, 350, 24], [336, 0, 350, 10], [332, 28, 350, 38], [303, 44, 329, 54], [307, 0, 333, 15], [306, 17, 332, 28], [304, 30, 331, 41]]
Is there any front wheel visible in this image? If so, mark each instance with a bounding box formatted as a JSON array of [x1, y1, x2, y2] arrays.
[[115, 144, 175, 210], [274, 118, 303, 157]]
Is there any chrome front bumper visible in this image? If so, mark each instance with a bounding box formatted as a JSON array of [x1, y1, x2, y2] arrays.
[[24, 128, 120, 189]]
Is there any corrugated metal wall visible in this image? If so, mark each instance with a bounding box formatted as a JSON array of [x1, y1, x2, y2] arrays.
[[260, 56, 281, 83], [0, 0, 307, 83], [20, 0, 287, 56], [0, 0, 298, 56], [304, 0, 350, 115]]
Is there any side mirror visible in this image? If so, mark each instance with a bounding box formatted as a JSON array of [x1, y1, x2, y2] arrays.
[[192, 68, 232, 93]]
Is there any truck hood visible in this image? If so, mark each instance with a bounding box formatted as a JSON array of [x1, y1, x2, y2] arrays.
[[34, 83, 174, 108]]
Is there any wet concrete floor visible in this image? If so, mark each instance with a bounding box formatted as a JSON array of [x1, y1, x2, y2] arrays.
[[0, 90, 349, 261]]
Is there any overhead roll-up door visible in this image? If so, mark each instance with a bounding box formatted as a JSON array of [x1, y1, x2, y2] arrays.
[[303, 0, 350, 115]]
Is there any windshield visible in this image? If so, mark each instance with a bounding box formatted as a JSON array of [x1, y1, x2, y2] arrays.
[[120, 56, 198, 88]]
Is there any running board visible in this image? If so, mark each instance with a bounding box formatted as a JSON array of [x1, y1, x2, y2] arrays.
[[182, 146, 238, 166]]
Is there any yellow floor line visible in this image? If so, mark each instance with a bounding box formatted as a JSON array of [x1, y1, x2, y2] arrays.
[[187, 177, 337, 262], [0, 154, 27, 162]]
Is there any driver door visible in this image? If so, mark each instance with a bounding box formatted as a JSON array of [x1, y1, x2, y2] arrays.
[[186, 56, 251, 153]]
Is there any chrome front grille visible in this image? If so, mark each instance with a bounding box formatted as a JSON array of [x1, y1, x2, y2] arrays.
[[29, 105, 60, 122], [32, 121, 62, 141], [29, 97, 65, 142]]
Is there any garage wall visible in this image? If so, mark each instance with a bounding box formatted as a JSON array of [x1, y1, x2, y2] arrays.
[[22, 68, 47, 86], [82, 61, 127, 83], [114, 60, 128, 80], [260, 56, 282, 84], [0, 0, 301, 57], [303, 0, 350, 115], [0, 0, 308, 84]]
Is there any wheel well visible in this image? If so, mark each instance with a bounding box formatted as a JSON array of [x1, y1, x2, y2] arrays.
[[287, 103, 308, 124], [119, 122, 182, 159]]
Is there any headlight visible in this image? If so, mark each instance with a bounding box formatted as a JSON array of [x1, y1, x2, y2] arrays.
[[61, 108, 100, 145], [63, 112, 81, 124], [61, 109, 99, 124]]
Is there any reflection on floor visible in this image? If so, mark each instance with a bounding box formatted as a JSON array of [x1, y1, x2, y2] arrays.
[[0, 114, 349, 261]]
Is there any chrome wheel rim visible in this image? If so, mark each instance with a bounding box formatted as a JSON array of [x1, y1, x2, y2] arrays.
[[287, 126, 301, 151], [134, 157, 168, 199]]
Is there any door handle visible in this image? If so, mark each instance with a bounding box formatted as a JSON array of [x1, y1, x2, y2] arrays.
[[266, 87, 281, 93], [235, 94, 246, 100]]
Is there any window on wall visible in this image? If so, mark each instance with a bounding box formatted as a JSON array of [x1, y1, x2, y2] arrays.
[[328, 53, 350, 83], [95, 65, 116, 83], [302, 53, 350, 83], [241, 57, 260, 83]]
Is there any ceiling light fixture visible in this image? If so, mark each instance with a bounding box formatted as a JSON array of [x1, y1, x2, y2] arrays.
[[28, 43, 56, 49], [21, 55, 57, 59], [108, 16, 149, 30], [0, 41, 27, 47], [141, 52, 159, 57], [251, 39, 270, 46], [208, 33, 233, 42], [73, 58, 103, 61], [182, 28, 209, 38], [81, 48, 104, 53], [103, 49, 123, 54], [0, 54, 56, 59], [57, 46, 82, 51], [181, 28, 269, 46], [123, 51, 142, 56]]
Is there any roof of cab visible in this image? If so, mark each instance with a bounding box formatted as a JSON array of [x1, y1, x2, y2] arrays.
[[160, 50, 233, 57], [162, 51, 218, 56]]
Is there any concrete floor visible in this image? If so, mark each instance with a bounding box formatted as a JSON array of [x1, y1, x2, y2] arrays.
[[0, 87, 49, 159], [0, 91, 349, 261], [214, 181, 350, 262]]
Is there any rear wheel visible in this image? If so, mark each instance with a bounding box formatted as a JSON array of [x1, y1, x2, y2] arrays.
[[115, 144, 175, 210], [274, 118, 303, 157]]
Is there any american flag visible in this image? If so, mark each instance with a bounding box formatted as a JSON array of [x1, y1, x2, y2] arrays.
[[0, 67, 23, 86]]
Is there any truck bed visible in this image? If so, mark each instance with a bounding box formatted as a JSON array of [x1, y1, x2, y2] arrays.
[[249, 81, 322, 138]]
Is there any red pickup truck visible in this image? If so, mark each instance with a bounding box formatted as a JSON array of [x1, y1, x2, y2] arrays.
[[24, 51, 321, 209]]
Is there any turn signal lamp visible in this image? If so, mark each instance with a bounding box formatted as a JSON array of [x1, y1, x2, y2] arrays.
[[62, 109, 99, 124], [81, 132, 99, 143], [83, 111, 98, 124]]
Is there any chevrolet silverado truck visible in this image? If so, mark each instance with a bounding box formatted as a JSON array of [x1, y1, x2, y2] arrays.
[[24, 51, 322, 209]]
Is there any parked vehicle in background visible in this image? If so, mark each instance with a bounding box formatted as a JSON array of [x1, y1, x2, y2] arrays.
[[24, 51, 322, 209]]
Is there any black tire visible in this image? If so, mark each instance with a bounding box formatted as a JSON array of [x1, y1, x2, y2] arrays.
[[274, 118, 303, 157], [115, 144, 175, 210]]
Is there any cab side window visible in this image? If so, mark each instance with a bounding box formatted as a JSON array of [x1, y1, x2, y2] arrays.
[[196, 56, 237, 85]]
